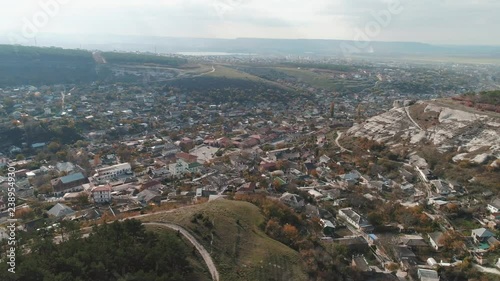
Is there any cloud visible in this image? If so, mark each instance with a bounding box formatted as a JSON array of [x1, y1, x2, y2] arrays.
[[1, 0, 499, 45]]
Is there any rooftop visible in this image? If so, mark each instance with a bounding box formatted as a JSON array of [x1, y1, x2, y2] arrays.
[[60, 173, 85, 184]]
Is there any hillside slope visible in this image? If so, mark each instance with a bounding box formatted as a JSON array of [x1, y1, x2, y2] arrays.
[[140, 200, 309, 281], [347, 98, 500, 166]]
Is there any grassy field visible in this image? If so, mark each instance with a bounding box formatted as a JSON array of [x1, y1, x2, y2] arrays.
[[350, 54, 500, 65], [207, 65, 262, 80], [140, 200, 308, 281], [275, 67, 375, 92], [208, 65, 295, 92]]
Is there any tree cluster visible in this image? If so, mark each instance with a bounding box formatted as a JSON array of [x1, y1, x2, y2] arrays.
[[0, 220, 195, 281]]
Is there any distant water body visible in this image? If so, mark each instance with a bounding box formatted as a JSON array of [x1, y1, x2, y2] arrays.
[[176, 51, 254, 56]]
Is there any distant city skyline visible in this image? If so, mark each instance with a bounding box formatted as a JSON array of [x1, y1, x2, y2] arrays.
[[1, 0, 500, 46]]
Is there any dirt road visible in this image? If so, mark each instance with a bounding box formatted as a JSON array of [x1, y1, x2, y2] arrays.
[[144, 222, 219, 281]]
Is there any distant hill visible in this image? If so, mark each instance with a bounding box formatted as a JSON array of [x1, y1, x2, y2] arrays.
[[140, 200, 309, 281], [0, 45, 97, 86], [6, 34, 500, 57], [101, 51, 187, 66], [0, 45, 188, 86]]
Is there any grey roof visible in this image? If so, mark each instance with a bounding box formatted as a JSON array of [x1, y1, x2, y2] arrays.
[[344, 172, 360, 181], [489, 198, 500, 209], [401, 235, 427, 247], [487, 236, 499, 246], [137, 189, 160, 203], [428, 232, 444, 245], [56, 162, 75, 172], [472, 228, 494, 238], [418, 269, 439, 280], [60, 173, 85, 184], [352, 256, 370, 272], [47, 203, 75, 218], [394, 246, 416, 259], [321, 219, 336, 229], [31, 142, 46, 148]]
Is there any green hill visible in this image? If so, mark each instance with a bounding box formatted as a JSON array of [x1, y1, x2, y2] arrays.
[[0, 45, 97, 86], [141, 200, 309, 281]]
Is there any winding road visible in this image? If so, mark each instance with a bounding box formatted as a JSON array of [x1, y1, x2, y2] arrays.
[[404, 106, 424, 131], [144, 222, 220, 281], [335, 131, 352, 153]]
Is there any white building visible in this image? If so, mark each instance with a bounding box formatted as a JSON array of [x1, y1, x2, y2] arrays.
[[168, 159, 201, 176], [417, 269, 439, 281], [487, 198, 500, 213], [92, 185, 112, 203], [338, 208, 373, 232], [94, 163, 132, 181]]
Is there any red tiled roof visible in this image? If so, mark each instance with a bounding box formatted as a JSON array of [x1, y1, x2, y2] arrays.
[[176, 152, 198, 162]]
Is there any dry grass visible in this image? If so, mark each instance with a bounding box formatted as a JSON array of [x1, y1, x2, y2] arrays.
[[140, 199, 308, 281]]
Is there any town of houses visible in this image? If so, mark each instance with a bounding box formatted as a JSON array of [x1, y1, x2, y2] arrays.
[[1, 61, 500, 280]]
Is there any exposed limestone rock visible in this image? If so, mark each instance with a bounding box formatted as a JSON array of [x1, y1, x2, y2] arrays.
[[346, 101, 500, 164]]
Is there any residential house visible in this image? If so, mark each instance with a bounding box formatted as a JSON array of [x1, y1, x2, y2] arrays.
[[141, 180, 162, 191], [92, 185, 112, 204], [236, 182, 256, 195], [400, 234, 428, 251], [351, 255, 371, 272], [428, 232, 444, 251], [238, 137, 260, 149], [319, 155, 331, 165], [179, 137, 194, 151], [259, 161, 277, 172], [335, 236, 369, 254], [304, 204, 320, 218], [472, 228, 494, 244], [55, 162, 76, 173], [340, 171, 361, 187], [279, 192, 305, 209], [431, 180, 450, 195], [137, 189, 161, 206], [320, 219, 336, 236], [417, 269, 439, 281], [303, 162, 316, 175], [94, 163, 132, 182], [487, 198, 500, 213], [51, 172, 89, 197], [163, 143, 180, 156], [393, 246, 417, 271], [338, 208, 374, 232], [308, 189, 324, 200], [195, 187, 217, 199], [169, 153, 201, 176], [47, 203, 75, 218]]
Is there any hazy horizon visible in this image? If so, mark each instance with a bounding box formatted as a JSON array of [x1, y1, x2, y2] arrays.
[[2, 0, 500, 47]]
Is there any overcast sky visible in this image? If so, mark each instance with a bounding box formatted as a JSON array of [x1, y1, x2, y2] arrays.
[[1, 0, 499, 45]]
